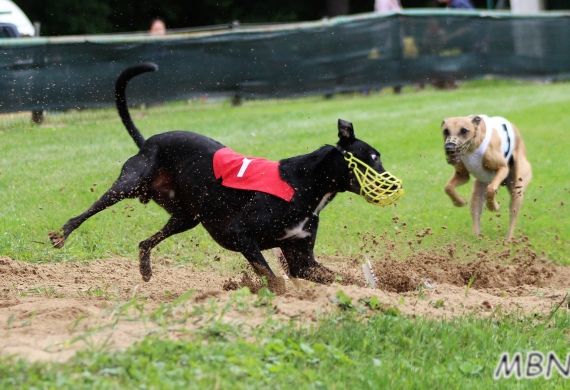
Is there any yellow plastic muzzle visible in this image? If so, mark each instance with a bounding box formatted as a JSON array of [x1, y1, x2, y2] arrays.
[[344, 152, 404, 207]]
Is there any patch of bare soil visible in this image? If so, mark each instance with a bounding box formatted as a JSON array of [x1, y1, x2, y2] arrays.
[[371, 249, 561, 293], [1, 254, 569, 362]]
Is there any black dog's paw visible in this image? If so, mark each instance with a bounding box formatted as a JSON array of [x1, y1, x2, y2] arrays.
[[141, 269, 152, 282], [48, 231, 65, 249], [139, 248, 153, 282], [140, 261, 153, 282]]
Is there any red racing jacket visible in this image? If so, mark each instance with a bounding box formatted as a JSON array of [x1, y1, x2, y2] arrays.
[[212, 147, 295, 202]]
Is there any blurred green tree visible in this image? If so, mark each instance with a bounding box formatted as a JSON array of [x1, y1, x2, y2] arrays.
[[17, 0, 114, 35], [16, 0, 529, 36]]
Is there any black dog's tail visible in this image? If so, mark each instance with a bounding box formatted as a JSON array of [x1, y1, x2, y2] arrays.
[[115, 63, 158, 149]]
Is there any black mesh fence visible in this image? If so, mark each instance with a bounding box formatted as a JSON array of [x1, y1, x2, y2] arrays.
[[1, 10, 569, 113]]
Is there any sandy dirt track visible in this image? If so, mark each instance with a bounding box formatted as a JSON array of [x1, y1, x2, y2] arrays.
[[1, 255, 569, 362]]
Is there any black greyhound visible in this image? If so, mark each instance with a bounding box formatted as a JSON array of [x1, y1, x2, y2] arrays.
[[49, 63, 403, 291]]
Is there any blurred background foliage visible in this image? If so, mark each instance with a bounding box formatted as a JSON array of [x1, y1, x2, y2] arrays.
[[14, 0, 544, 36]]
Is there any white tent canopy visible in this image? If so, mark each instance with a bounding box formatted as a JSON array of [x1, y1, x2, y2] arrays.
[[0, 0, 34, 36]]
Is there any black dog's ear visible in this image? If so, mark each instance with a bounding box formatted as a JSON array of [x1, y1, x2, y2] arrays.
[[338, 119, 355, 141], [471, 116, 482, 127]]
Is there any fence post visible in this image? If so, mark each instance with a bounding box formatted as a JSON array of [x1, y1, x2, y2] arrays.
[[31, 21, 44, 124]]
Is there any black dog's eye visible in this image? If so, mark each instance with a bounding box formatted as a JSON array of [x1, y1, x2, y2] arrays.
[[371, 154, 379, 162], [460, 128, 469, 135], [443, 129, 450, 137]]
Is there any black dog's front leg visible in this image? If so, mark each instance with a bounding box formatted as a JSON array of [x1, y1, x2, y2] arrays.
[[139, 214, 200, 281], [281, 244, 336, 284]]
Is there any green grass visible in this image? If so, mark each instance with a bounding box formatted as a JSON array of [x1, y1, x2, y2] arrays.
[[1, 293, 570, 389], [1, 80, 569, 265], [1, 80, 570, 387]]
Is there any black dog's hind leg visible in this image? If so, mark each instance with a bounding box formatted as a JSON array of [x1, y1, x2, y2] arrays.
[[138, 215, 199, 281], [281, 244, 336, 284], [49, 152, 156, 248]]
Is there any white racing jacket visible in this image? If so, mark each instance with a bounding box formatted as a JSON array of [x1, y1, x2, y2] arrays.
[[460, 115, 515, 183]]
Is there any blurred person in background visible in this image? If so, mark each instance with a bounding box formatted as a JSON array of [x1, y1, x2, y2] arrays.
[[374, 0, 402, 13], [149, 18, 166, 35], [147, 18, 167, 107], [428, 0, 475, 89], [374, 0, 403, 93], [437, 0, 475, 9]]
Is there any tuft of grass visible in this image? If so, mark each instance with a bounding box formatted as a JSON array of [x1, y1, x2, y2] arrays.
[[1, 308, 570, 388], [465, 275, 476, 297]]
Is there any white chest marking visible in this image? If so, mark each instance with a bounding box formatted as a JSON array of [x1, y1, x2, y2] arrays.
[[314, 192, 334, 215], [279, 217, 311, 240]]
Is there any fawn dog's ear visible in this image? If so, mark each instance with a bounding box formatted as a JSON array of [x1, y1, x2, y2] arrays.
[[471, 115, 482, 127], [338, 119, 355, 142]]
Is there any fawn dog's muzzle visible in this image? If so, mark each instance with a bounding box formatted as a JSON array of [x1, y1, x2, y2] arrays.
[[343, 152, 404, 207], [445, 133, 477, 165]]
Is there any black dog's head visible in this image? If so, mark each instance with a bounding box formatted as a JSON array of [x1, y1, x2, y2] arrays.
[[336, 119, 403, 206]]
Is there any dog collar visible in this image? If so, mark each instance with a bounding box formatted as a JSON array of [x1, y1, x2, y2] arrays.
[[335, 145, 404, 207], [335, 144, 347, 155]]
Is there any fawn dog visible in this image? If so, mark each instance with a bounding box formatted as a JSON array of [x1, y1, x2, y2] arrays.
[[442, 115, 531, 239]]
